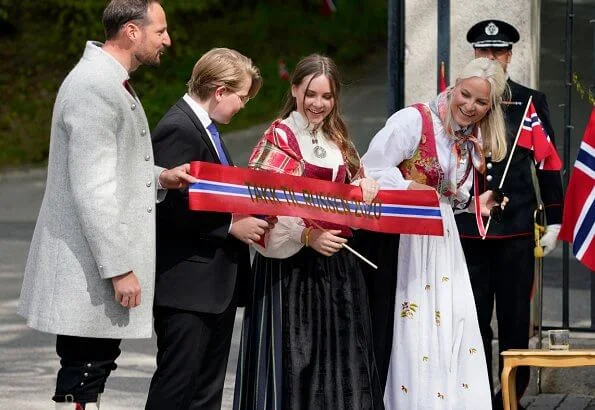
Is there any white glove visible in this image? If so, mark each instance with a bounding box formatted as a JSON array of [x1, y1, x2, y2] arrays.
[[540, 224, 561, 256]]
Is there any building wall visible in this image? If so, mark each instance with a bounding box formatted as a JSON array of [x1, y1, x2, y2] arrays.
[[404, 0, 541, 105]]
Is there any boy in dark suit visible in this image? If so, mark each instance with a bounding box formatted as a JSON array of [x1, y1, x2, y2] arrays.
[[146, 48, 274, 410], [455, 20, 564, 410]]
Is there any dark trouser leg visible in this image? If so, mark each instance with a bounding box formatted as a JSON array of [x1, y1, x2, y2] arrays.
[[353, 230, 399, 391], [146, 302, 237, 410], [461, 238, 497, 403], [494, 237, 534, 406], [53, 335, 121, 404], [190, 301, 237, 410]]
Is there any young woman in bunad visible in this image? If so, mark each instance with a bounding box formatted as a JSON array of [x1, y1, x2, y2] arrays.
[[233, 54, 384, 410], [362, 57, 509, 410]]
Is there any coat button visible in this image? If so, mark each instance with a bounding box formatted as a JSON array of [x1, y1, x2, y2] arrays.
[[83, 372, 89, 378], [87, 363, 92, 367], [131, 103, 137, 110], [80, 382, 85, 387], [487, 162, 493, 170], [141, 129, 147, 136], [486, 175, 493, 182], [146, 181, 152, 187], [145, 155, 150, 161], [147, 207, 152, 213]]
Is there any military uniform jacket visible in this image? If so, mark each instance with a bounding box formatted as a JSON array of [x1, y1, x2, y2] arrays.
[[18, 41, 166, 338], [456, 79, 563, 238]]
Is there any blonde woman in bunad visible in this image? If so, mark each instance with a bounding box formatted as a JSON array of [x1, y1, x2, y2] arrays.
[[362, 57, 509, 409], [233, 54, 385, 410]]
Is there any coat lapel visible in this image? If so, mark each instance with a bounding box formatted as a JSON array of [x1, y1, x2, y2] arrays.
[[175, 98, 223, 164]]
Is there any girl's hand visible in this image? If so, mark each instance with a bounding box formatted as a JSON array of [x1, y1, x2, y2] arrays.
[[304, 229, 347, 257]]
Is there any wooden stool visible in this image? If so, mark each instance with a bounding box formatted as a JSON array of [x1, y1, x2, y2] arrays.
[[501, 349, 595, 410]]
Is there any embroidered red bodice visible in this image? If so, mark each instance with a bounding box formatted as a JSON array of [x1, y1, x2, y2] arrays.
[[398, 104, 445, 192]]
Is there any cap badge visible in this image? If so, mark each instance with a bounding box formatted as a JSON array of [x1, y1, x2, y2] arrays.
[[485, 22, 499, 36]]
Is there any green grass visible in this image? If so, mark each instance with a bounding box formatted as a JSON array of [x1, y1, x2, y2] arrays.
[[0, 1, 387, 170]]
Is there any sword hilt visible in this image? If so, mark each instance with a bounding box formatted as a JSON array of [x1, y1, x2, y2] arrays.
[[533, 206, 546, 259]]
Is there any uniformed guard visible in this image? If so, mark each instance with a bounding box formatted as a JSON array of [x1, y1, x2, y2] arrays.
[[455, 19, 564, 410]]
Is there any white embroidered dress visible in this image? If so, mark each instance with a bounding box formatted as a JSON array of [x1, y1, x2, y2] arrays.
[[362, 105, 492, 409]]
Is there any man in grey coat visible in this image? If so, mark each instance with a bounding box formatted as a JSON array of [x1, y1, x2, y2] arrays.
[[17, 1, 196, 408]]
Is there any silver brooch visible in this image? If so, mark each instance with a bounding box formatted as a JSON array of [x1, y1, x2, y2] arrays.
[[310, 129, 327, 159], [313, 145, 327, 159]]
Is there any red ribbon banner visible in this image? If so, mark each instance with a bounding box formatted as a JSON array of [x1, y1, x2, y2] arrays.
[[188, 161, 443, 236]]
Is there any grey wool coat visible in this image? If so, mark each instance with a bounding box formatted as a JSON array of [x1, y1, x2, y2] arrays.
[[18, 41, 166, 339]]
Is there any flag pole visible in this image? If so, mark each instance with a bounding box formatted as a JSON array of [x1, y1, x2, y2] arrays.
[[439, 61, 447, 93], [482, 96, 533, 238], [437, 0, 450, 93]]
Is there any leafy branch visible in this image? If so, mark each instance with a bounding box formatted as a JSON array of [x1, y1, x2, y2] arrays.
[[572, 73, 595, 106]]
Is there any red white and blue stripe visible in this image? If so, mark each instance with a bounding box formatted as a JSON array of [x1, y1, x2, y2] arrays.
[[518, 102, 562, 170], [560, 107, 595, 271], [187, 161, 444, 236], [569, 140, 595, 267], [190, 180, 441, 219]]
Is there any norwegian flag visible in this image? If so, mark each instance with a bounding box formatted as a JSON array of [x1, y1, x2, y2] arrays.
[[559, 107, 595, 271], [438, 61, 447, 93], [278, 58, 290, 81], [320, 0, 336, 16], [517, 101, 562, 170]]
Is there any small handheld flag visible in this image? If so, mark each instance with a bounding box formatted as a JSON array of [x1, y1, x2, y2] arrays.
[[278, 59, 290, 81], [320, 0, 336, 16], [483, 97, 561, 237], [517, 101, 562, 171]]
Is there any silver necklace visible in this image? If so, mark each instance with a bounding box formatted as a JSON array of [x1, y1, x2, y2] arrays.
[[310, 129, 327, 159]]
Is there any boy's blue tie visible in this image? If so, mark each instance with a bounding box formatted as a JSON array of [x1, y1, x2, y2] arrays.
[[207, 122, 229, 165]]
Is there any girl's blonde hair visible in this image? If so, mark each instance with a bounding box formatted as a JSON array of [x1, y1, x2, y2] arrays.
[[187, 48, 262, 101], [445, 57, 509, 161]]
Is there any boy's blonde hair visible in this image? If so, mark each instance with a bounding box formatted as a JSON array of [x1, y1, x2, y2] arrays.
[[187, 48, 262, 101]]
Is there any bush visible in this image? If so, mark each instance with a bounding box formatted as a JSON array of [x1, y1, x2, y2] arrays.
[[0, 0, 387, 169]]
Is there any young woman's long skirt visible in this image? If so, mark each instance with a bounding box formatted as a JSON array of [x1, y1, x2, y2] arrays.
[[233, 247, 384, 410]]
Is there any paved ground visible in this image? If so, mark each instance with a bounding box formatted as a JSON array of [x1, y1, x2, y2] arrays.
[[1, 0, 594, 408], [0, 50, 391, 410]]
